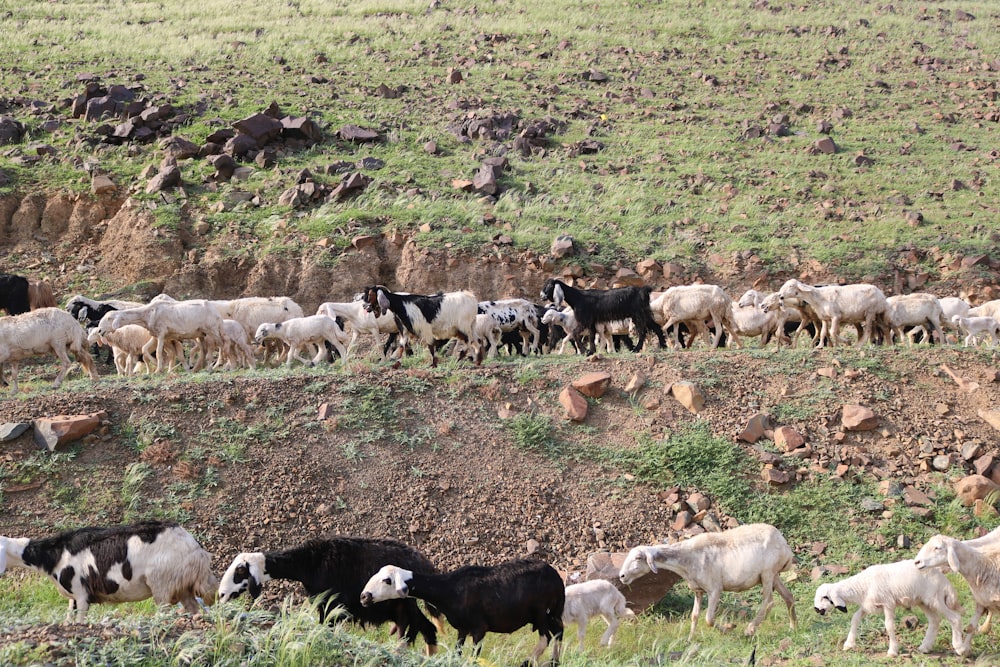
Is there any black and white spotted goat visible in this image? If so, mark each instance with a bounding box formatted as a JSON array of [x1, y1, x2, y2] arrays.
[[361, 558, 565, 666], [360, 285, 479, 367], [0, 520, 217, 622], [476, 298, 543, 357], [218, 536, 444, 654], [540, 278, 665, 355]]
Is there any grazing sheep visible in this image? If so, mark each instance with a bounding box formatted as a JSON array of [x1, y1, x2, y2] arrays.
[[951, 314, 1000, 347], [361, 558, 564, 666], [87, 322, 157, 376], [218, 537, 442, 654], [969, 299, 1000, 321], [619, 523, 796, 639], [563, 579, 634, 650], [208, 296, 304, 365], [253, 315, 349, 366], [815, 559, 966, 657], [0, 520, 217, 622], [914, 534, 1000, 653], [766, 279, 888, 347], [540, 278, 665, 354], [360, 286, 479, 367], [0, 308, 98, 394]]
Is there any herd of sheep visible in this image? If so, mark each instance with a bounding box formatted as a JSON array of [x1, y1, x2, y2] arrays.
[[2, 519, 1000, 662], [1, 271, 999, 394]]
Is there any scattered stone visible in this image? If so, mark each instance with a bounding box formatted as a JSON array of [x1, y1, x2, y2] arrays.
[[159, 136, 200, 161], [571, 372, 612, 398], [842, 404, 877, 431], [559, 385, 588, 422], [931, 455, 951, 472], [0, 423, 30, 441], [903, 486, 932, 507], [233, 112, 283, 148], [91, 175, 116, 195], [814, 137, 837, 154], [774, 426, 805, 452], [974, 498, 999, 519], [670, 381, 705, 414], [550, 234, 575, 258], [338, 124, 381, 143], [350, 235, 378, 251], [317, 403, 335, 420], [974, 454, 995, 477], [762, 467, 791, 485], [624, 372, 646, 394], [879, 480, 903, 497], [978, 409, 1000, 432], [144, 165, 181, 193], [33, 412, 106, 452], [816, 366, 836, 378], [738, 413, 769, 443], [672, 511, 692, 531], [281, 116, 322, 143], [0, 115, 25, 145], [423, 140, 438, 155], [330, 172, 372, 200], [686, 492, 711, 513], [961, 442, 982, 462], [817, 119, 833, 134], [956, 475, 1000, 507], [860, 498, 885, 513], [447, 69, 463, 84]]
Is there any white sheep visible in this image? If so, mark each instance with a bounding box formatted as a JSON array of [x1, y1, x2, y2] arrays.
[[951, 314, 1000, 347], [885, 293, 945, 345], [814, 558, 965, 657], [969, 299, 1000, 321], [562, 579, 634, 650], [210, 296, 304, 365], [650, 284, 741, 349], [253, 314, 350, 366], [217, 318, 257, 370], [88, 322, 155, 376], [731, 290, 787, 347], [767, 279, 888, 347], [914, 534, 1000, 653], [103, 299, 224, 373], [0, 520, 217, 622], [619, 523, 796, 639], [540, 307, 581, 354], [316, 300, 399, 360], [0, 308, 99, 394]]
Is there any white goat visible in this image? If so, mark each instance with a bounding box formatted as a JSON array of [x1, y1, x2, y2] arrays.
[[562, 579, 634, 650], [619, 523, 796, 639], [254, 315, 350, 366], [951, 314, 1000, 347], [0, 308, 98, 394], [885, 293, 945, 345], [915, 534, 1000, 653], [766, 279, 888, 347], [103, 299, 224, 372], [814, 558, 966, 657], [650, 284, 741, 349], [316, 300, 399, 359]]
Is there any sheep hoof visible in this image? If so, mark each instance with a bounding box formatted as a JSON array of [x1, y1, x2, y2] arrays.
[[391, 361, 402, 370]]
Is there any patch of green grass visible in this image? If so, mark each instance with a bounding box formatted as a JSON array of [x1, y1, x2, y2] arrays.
[[505, 413, 560, 457], [120, 462, 152, 521]]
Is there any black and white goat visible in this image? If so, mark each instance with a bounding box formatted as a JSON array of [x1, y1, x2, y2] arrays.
[[218, 537, 443, 654], [360, 285, 479, 367], [540, 278, 664, 355], [361, 558, 564, 666], [0, 520, 217, 622], [477, 298, 542, 357]]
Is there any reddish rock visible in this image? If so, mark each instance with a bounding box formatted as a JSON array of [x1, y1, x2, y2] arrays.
[[738, 413, 769, 443], [612, 268, 644, 287], [686, 492, 711, 513], [550, 235, 575, 258], [815, 137, 838, 154], [91, 175, 115, 195], [624, 372, 646, 394], [559, 386, 588, 422], [584, 552, 679, 613], [351, 235, 378, 250], [973, 454, 995, 477], [572, 372, 612, 398], [774, 426, 805, 452], [318, 403, 335, 420], [672, 511, 693, 531], [903, 486, 932, 507], [670, 381, 705, 414], [636, 258, 662, 278], [842, 404, 878, 431], [762, 467, 791, 485], [979, 409, 1000, 432], [33, 412, 106, 452], [956, 475, 1000, 507]]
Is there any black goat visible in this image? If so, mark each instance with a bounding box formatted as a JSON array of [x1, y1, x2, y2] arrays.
[[0, 273, 30, 316], [539, 278, 665, 355], [218, 537, 443, 654], [361, 558, 564, 667]]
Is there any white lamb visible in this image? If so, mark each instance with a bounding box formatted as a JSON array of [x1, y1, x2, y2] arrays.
[[0, 308, 99, 394], [253, 315, 350, 366], [316, 300, 399, 359], [216, 318, 257, 370], [88, 322, 155, 376], [562, 579, 634, 650], [951, 314, 1000, 347], [619, 523, 796, 639], [814, 559, 966, 657], [540, 307, 580, 354]]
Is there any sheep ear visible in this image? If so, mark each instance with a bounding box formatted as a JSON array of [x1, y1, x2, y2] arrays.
[[249, 576, 262, 599], [829, 590, 848, 612], [553, 284, 565, 307], [643, 548, 658, 574], [946, 542, 960, 573], [377, 290, 391, 314]]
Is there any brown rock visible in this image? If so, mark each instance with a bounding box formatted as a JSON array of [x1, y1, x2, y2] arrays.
[[572, 372, 612, 398], [686, 492, 711, 513], [33, 412, 106, 452], [762, 467, 792, 485], [975, 499, 999, 519], [815, 137, 837, 154], [612, 268, 644, 288], [671, 511, 692, 531], [624, 372, 646, 394], [973, 454, 995, 477], [636, 258, 662, 278], [738, 413, 769, 443], [91, 175, 116, 195], [550, 234, 575, 258], [774, 426, 805, 452], [842, 404, 878, 431], [903, 486, 932, 507], [145, 165, 181, 193], [956, 475, 1000, 507], [233, 113, 283, 148], [337, 124, 381, 143], [670, 381, 705, 414], [559, 386, 588, 422], [317, 403, 335, 420], [978, 409, 1000, 432], [351, 235, 378, 250], [584, 552, 678, 613]]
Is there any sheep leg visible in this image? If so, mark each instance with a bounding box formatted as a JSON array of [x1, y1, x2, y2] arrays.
[[746, 575, 775, 635], [917, 606, 941, 653], [323, 335, 349, 364], [966, 603, 985, 637], [704, 588, 724, 630], [774, 577, 797, 630], [843, 608, 864, 650], [600, 613, 620, 647], [528, 633, 549, 666], [688, 592, 703, 640], [576, 618, 588, 651], [6, 361, 19, 394], [979, 610, 992, 635], [943, 603, 968, 656], [51, 344, 74, 389], [883, 605, 899, 657]]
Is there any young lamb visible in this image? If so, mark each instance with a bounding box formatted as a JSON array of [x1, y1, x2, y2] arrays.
[[562, 579, 634, 650], [0, 308, 99, 394], [914, 534, 1000, 653], [360, 286, 479, 367], [541, 307, 582, 354], [0, 520, 217, 622], [540, 278, 665, 354], [477, 298, 542, 356], [103, 299, 224, 373], [88, 322, 156, 376], [218, 537, 442, 654], [951, 314, 1000, 347], [619, 523, 796, 639], [815, 558, 966, 657], [361, 558, 564, 666], [253, 315, 350, 366], [316, 299, 399, 359], [766, 279, 888, 347], [216, 318, 257, 370], [208, 296, 304, 365]]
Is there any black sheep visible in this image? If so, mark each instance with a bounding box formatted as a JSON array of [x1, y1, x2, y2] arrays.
[[0, 273, 30, 316]]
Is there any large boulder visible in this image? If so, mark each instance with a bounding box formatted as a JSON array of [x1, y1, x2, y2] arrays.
[[583, 552, 679, 613]]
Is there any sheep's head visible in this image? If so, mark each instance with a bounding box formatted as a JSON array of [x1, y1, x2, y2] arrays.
[[813, 583, 847, 615], [618, 546, 658, 585], [253, 323, 279, 345], [0, 537, 29, 576], [914, 535, 956, 572], [759, 292, 783, 314], [218, 552, 267, 602], [360, 565, 413, 607]]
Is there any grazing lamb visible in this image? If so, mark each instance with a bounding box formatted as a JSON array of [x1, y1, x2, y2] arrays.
[[914, 534, 1000, 653], [253, 315, 349, 366], [0, 308, 98, 394], [815, 558, 966, 657], [619, 523, 796, 639], [0, 273, 31, 315], [563, 579, 634, 650], [765, 279, 888, 347], [951, 314, 1000, 347], [87, 322, 157, 376], [0, 520, 217, 622], [360, 286, 479, 367], [540, 278, 665, 354], [361, 558, 564, 666], [102, 299, 224, 373], [650, 284, 741, 349], [217, 318, 257, 370], [218, 537, 442, 654], [208, 296, 304, 365]]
